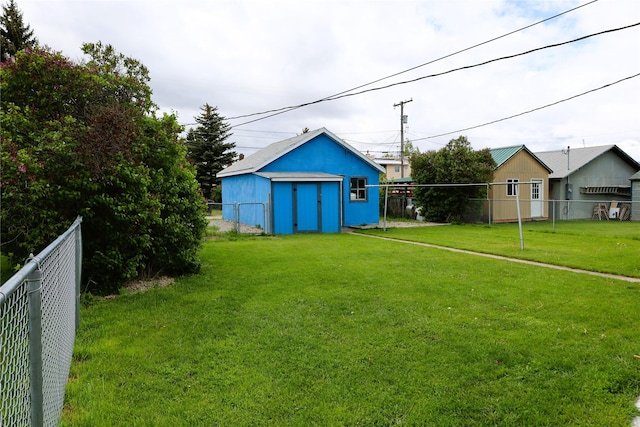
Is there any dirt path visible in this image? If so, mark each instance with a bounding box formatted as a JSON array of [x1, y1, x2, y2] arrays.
[[351, 231, 640, 283]]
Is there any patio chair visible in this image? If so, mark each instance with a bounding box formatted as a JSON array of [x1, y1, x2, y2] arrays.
[[592, 203, 608, 220]]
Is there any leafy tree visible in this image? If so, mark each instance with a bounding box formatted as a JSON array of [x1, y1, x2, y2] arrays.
[[141, 114, 206, 277], [411, 136, 495, 223], [0, 0, 36, 60], [403, 139, 420, 157], [186, 104, 235, 201], [1, 44, 206, 294]]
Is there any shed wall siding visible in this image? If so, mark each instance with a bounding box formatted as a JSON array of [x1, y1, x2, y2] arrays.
[[633, 182, 640, 221], [489, 151, 549, 222], [572, 151, 637, 188], [221, 174, 271, 229]]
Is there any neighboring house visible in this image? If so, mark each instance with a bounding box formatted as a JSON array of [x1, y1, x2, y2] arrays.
[[535, 145, 640, 220], [217, 128, 385, 234], [371, 156, 412, 180], [630, 171, 640, 221], [487, 145, 553, 223]]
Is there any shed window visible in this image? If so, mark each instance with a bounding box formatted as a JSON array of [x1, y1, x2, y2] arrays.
[[507, 179, 519, 196], [350, 177, 367, 201]]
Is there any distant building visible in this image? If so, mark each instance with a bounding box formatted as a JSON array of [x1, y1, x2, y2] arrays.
[[487, 145, 552, 223], [367, 155, 411, 180], [535, 145, 639, 220]]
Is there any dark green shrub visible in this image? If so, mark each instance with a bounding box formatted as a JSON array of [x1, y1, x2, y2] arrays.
[[1, 45, 206, 294]]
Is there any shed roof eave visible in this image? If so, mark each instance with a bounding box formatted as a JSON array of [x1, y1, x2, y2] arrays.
[[255, 172, 344, 182]]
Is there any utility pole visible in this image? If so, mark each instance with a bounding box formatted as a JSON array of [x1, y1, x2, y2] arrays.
[[394, 99, 412, 178]]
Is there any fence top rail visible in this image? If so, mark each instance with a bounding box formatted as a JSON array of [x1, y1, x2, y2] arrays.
[[234, 202, 268, 206], [208, 202, 268, 206], [369, 182, 541, 188], [0, 216, 82, 305], [0, 259, 38, 306]]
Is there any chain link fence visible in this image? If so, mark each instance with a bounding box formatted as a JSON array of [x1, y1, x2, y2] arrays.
[[378, 183, 638, 224], [1, 216, 82, 427], [548, 199, 634, 221], [484, 199, 636, 223], [207, 202, 270, 234], [384, 197, 637, 224]]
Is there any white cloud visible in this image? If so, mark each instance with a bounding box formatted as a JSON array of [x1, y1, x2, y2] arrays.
[[19, 0, 640, 160]]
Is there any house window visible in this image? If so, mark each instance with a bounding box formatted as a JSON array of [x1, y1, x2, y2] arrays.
[[350, 177, 367, 201], [394, 165, 400, 173], [507, 179, 519, 196]]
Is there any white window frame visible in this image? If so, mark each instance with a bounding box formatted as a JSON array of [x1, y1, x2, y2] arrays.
[[507, 178, 519, 197], [350, 177, 368, 201]]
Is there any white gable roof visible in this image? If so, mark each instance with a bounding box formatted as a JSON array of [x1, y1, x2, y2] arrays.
[[217, 127, 385, 178]]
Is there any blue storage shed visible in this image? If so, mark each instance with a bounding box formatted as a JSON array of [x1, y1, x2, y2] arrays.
[[217, 128, 385, 234]]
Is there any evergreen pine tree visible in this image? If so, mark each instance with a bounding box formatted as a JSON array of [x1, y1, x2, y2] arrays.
[[1, 0, 37, 60], [186, 104, 236, 201]]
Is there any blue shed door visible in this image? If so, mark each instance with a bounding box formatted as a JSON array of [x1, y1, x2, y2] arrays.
[[293, 183, 321, 233], [320, 182, 340, 233]]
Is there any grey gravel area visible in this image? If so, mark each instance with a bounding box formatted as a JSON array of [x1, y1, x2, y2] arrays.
[[208, 218, 264, 234]]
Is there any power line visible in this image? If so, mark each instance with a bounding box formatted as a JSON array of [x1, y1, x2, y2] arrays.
[[328, 22, 638, 98], [232, 21, 640, 129], [234, 129, 297, 135], [224, 0, 599, 127], [344, 138, 398, 146], [411, 72, 640, 141]]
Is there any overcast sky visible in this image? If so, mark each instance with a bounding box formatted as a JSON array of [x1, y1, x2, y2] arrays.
[[19, 0, 640, 161]]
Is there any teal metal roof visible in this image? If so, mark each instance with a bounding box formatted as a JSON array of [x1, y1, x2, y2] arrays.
[[490, 145, 524, 168], [490, 145, 553, 173]]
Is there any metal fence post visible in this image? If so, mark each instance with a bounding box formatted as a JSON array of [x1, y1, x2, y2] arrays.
[[234, 203, 239, 233], [265, 200, 271, 234], [487, 184, 492, 225], [27, 260, 44, 427], [74, 217, 83, 330], [383, 184, 389, 231], [515, 184, 524, 250]]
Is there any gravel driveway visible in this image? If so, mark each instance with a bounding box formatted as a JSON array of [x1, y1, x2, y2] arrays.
[[208, 218, 265, 234]]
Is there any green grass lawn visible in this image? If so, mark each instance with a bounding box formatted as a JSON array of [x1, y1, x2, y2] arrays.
[[62, 229, 640, 426], [363, 220, 640, 278]]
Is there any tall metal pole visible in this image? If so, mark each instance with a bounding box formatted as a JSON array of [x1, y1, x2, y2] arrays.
[[394, 99, 412, 178], [515, 183, 524, 250]]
